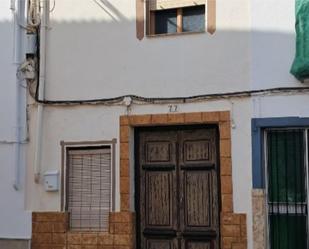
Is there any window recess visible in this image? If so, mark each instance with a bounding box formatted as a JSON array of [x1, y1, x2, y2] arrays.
[[265, 129, 308, 249], [147, 1, 206, 35]]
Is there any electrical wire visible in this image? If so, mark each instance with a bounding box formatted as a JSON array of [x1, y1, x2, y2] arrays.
[[30, 77, 309, 106], [27, 0, 40, 27], [49, 0, 56, 13]]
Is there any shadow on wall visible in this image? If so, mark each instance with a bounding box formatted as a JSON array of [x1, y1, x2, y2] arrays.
[[0, 12, 304, 100], [92, 0, 127, 21]]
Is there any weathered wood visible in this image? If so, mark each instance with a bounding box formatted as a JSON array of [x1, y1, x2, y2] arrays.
[[207, 0, 216, 34], [136, 0, 145, 40], [137, 127, 219, 249], [177, 8, 183, 33]]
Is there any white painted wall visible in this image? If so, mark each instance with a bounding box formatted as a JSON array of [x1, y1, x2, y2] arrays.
[[253, 94, 309, 119], [45, 0, 251, 100], [24, 0, 309, 249], [0, 0, 31, 239], [250, 0, 306, 89]]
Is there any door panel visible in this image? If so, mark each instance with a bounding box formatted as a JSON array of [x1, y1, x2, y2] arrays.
[[139, 130, 178, 249], [137, 127, 219, 249], [179, 128, 219, 244], [184, 171, 211, 228], [146, 141, 172, 163], [181, 129, 216, 166], [184, 140, 212, 162], [146, 171, 173, 227], [185, 240, 212, 249], [147, 239, 174, 249]]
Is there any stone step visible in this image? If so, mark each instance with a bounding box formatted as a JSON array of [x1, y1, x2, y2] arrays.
[[0, 239, 30, 249]]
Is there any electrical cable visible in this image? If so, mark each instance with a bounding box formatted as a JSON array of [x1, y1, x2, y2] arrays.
[[30, 78, 309, 106], [27, 0, 40, 27], [49, 0, 56, 13]]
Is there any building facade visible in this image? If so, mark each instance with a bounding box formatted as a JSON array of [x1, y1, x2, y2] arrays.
[[1, 0, 309, 248]]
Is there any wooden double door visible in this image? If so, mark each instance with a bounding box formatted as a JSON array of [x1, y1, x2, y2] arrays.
[[136, 126, 220, 249]]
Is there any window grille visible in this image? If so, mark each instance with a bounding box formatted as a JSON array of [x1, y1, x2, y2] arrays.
[[66, 147, 111, 231], [266, 129, 308, 249]]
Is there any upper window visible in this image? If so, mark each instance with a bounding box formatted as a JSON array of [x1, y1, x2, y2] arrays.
[[147, 1, 206, 35], [265, 129, 308, 249]]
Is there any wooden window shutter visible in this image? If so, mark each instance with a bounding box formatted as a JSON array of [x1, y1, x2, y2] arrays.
[[67, 148, 111, 231], [207, 0, 216, 34], [136, 0, 145, 40]]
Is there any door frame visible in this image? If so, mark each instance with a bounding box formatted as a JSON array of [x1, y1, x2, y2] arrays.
[[118, 112, 248, 249], [134, 124, 221, 249]]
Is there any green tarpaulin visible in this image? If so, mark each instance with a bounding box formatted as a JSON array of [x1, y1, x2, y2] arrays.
[[290, 0, 309, 81]]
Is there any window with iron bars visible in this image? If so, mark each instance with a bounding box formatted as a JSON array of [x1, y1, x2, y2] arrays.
[[265, 129, 308, 249]]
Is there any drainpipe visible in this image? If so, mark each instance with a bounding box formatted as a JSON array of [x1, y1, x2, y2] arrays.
[[11, 0, 26, 190], [34, 0, 49, 183]]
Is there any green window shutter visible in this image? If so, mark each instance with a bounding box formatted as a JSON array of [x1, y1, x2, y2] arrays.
[[290, 0, 309, 81], [267, 130, 308, 249], [269, 215, 307, 249], [267, 131, 305, 203]]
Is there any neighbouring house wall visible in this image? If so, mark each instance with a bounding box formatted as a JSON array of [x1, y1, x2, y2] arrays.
[[250, 115, 309, 249], [250, 95, 309, 249], [0, 1, 31, 239]]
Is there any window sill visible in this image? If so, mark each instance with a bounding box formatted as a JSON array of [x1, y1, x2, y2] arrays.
[[146, 30, 206, 38]]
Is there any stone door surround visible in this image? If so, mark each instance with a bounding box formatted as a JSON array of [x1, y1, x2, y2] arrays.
[[119, 112, 247, 249]]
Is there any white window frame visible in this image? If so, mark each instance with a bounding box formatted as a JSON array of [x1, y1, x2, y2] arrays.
[[60, 139, 116, 214]]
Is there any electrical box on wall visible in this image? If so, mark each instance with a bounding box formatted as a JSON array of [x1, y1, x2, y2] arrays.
[[43, 170, 59, 192], [26, 34, 37, 55]]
